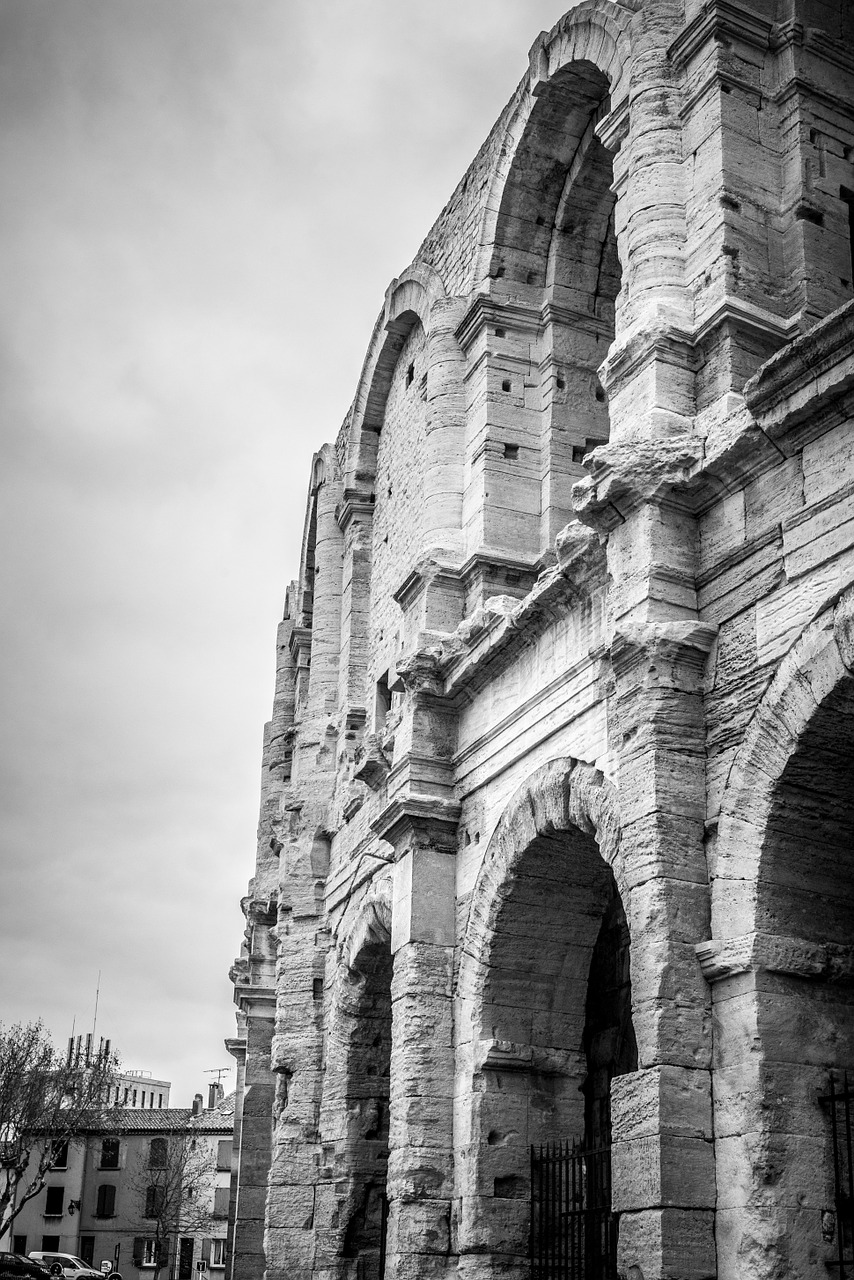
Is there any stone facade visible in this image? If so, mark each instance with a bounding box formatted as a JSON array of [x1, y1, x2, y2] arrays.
[[228, 3, 854, 1277]]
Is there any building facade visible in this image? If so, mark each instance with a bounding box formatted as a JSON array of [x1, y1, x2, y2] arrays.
[[228, 2, 854, 1277], [9, 1094, 232, 1278]]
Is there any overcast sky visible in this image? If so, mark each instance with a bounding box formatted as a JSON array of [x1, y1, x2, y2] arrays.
[[0, 0, 568, 1107]]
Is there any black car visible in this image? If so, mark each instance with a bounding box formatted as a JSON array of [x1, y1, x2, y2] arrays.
[[0, 1257, 52, 1280]]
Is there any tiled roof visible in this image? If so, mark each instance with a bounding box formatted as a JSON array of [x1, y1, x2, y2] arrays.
[[83, 1095, 235, 1135]]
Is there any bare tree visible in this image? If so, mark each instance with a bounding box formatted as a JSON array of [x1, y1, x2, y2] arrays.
[[0, 1021, 118, 1239], [127, 1131, 217, 1279]]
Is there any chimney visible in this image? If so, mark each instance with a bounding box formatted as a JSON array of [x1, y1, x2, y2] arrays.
[[207, 1082, 224, 1110], [192, 1093, 204, 1117]]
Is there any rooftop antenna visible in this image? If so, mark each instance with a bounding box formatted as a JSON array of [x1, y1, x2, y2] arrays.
[[204, 1067, 232, 1083], [92, 971, 101, 1044]]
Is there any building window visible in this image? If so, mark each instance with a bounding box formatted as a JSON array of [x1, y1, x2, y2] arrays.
[[178, 1238, 194, 1279], [50, 1140, 68, 1169], [212, 1187, 229, 1219], [132, 1089, 138, 1107], [158, 1093, 163, 1108], [12, 1237, 26, 1255], [133, 1238, 162, 1268], [43, 1187, 63, 1218], [41, 1237, 60, 1252], [123, 1087, 130, 1104], [211, 1240, 225, 1267], [95, 1184, 116, 1218], [145, 1185, 166, 1219], [216, 1141, 231, 1172], [141, 1091, 146, 1108], [149, 1137, 167, 1168], [100, 1137, 120, 1169]]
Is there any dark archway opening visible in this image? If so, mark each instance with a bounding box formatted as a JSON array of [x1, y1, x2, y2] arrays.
[[752, 673, 854, 1278], [339, 939, 393, 1280], [475, 826, 637, 1276]]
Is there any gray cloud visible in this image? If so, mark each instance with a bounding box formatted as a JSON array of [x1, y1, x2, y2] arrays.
[[0, 0, 569, 1103]]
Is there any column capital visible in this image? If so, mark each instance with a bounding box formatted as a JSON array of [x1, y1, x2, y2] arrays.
[[611, 620, 718, 687], [372, 795, 461, 856]]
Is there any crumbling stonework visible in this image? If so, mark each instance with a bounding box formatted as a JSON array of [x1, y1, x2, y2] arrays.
[[228, 3, 854, 1277]]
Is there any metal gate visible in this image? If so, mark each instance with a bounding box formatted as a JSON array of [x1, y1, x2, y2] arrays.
[[829, 1074, 854, 1276], [530, 1140, 617, 1280]]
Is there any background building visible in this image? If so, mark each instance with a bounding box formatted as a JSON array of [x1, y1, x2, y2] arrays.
[[227, 2, 854, 1277], [9, 1087, 232, 1277]]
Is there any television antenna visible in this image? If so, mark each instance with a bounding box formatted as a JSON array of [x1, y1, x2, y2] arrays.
[[204, 1067, 232, 1084]]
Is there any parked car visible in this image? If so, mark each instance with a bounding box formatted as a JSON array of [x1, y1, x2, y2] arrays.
[[0, 1255, 52, 1279], [27, 1257, 100, 1280]]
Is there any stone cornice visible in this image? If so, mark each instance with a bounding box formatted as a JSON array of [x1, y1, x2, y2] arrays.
[[336, 488, 375, 534], [573, 299, 854, 523], [442, 525, 609, 700], [455, 294, 543, 352], [573, 432, 705, 532], [697, 932, 854, 983], [667, 0, 774, 68], [371, 794, 462, 852], [742, 297, 854, 448], [224, 1037, 247, 1064]]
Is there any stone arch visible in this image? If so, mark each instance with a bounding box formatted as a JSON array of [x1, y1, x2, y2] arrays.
[[713, 590, 854, 940], [345, 263, 447, 487], [474, 1, 632, 292], [468, 3, 633, 552], [456, 757, 634, 1277], [295, 442, 338, 632], [315, 876, 394, 1280], [707, 590, 854, 1280]]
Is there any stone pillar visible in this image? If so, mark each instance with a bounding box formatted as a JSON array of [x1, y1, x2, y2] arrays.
[[373, 641, 460, 1280], [604, 503, 718, 1280], [455, 295, 544, 591], [379, 814, 458, 1280], [225, 1006, 275, 1280], [266, 455, 343, 1280], [421, 296, 467, 563]]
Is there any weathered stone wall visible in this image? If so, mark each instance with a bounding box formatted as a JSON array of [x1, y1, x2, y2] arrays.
[[228, 2, 854, 1278]]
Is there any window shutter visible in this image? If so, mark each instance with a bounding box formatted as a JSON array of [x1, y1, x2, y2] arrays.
[[216, 1140, 231, 1171], [213, 1187, 229, 1219], [149, 1137, 167, 1168], [200, 1239, 211, 1264], [132, 1238, 143, 1268]]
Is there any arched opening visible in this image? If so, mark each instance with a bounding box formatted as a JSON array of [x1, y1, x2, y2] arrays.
[[461, 792, 636, 1278], [487, 59, 622, 552], [323, 933, 393, 1280], [747, 672, 854, 1277]]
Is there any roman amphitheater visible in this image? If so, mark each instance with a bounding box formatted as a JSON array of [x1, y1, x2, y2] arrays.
[[227, 1, 854, 1276]]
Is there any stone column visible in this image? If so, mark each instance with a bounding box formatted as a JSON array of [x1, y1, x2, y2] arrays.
[[604, 501, 718, 1280], [376, 811, 458, 1280], [373, 645, 460, 1280], [421, 296, 467, 563]]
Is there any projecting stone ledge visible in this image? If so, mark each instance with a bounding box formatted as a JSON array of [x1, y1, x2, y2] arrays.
[[572, 433, 705, 532], [743, 296, 854, 446]]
